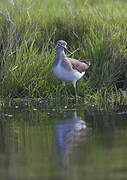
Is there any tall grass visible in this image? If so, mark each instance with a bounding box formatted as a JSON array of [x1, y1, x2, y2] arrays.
[[0, 0, 127, 104]]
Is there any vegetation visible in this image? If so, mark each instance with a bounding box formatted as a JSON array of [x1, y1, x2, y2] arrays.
[[0, 0, 127, 105]]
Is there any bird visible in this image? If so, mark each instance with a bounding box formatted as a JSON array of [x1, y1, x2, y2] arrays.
[[52, 40, 91, 101]]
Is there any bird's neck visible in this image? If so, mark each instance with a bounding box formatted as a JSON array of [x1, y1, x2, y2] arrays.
[[56, 49, 66, 61]]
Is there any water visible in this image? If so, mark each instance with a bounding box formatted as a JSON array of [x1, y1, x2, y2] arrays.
[[0, 103, 127, 180]]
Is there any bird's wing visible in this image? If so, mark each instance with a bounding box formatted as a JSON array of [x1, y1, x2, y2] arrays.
[[68, 58, 91, 73], [62, 58, 73, 71]]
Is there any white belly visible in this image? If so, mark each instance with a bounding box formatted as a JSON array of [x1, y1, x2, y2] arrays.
[[52, 64, 85, 82]]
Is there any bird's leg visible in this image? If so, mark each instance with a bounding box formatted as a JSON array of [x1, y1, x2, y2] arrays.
[[62, 81, 73, 97], [74, 87, 78, 103], [62, 81, 68, 97], [73, 81, 78, 103], [62, 81, 66, 86]]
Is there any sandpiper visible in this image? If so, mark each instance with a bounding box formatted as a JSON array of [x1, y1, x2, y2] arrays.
[[52, 40, 91, 99]]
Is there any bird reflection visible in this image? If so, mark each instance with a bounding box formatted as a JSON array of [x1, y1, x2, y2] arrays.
[[54, 111, 91, 168]]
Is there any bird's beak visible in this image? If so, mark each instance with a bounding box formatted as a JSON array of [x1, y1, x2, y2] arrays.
[[56, 44, 72, 54], [64, 46, 72, 54], [64, 46, 67, 50]]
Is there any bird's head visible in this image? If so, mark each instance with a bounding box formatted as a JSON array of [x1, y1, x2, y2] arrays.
[[55, 40, 67, 51]]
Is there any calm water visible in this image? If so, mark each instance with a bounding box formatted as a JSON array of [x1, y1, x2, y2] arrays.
[[0, 103, 127, 180]]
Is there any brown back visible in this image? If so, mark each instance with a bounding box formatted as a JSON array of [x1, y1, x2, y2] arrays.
[[69, 58, 91, 73]]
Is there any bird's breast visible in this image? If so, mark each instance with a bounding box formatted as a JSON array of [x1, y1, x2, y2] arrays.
[[52, 64, 85, 82]]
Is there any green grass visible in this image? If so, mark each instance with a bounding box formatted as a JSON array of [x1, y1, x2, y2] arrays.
[[0, 0, 127, 105]]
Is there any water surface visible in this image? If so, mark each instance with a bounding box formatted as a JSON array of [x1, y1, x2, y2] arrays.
[[0, 103, 127, 180]]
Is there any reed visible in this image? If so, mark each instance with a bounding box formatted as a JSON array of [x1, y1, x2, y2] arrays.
[[0, 0, 127, 105]]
